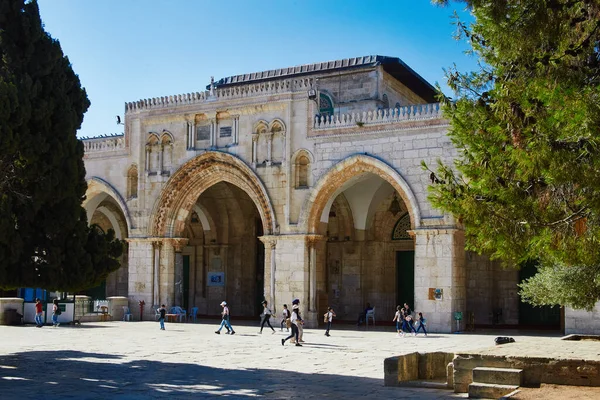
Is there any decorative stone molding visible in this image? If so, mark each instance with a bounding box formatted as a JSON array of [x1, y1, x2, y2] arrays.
[[313, 103, 442, 130], [125, 77, 314, 114], [82, 134, 128, 158], [149, 151, 277, 237]]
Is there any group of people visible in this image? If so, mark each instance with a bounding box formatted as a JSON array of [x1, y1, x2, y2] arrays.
[[33, 298, 62, 328], [393, 303, 427, 337], [156, 300, 426, 340]]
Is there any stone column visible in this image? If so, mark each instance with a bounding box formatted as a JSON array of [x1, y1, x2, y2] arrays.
[[172, 239, 188, 306], [412, 228, 466, 333], [251, 133, 259, 167], [266, 132, 273, 166], [152, 241, 161, 306], [258, 237, 276, 309], [126, 239, 154, 319]]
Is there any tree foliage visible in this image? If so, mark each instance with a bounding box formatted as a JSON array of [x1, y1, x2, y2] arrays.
[[428, 0, 600, 310], [0, 0, 123, 292]]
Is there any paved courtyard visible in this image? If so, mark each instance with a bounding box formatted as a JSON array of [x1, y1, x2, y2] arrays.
[[0, 320, 580, 399]]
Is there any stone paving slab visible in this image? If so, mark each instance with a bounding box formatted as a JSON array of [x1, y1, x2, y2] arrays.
[[0, 321, 580, 399]]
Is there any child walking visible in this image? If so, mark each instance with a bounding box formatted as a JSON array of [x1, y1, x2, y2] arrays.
[[158, 304, 166, 330], [393, 305, 403, 337], [280, 304, 290, 331], [415, 312, 428, 336], [215, 301, 235, 335], [324, 307, 336, 337], [402, 313, 417, 336], [259, 300, 276, 334], [52, 299, 60, 327], [35, 298, 44, 328]]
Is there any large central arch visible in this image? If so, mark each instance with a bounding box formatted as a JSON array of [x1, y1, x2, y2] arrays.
[[299, 154, 421, 233], [150, 151, 277, 237]]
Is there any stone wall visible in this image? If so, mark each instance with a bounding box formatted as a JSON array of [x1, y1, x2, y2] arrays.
[[565, 303, 600, 334]]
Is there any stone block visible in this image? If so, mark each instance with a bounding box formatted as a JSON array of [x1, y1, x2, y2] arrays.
[[468, 383, 518, 399], [384, 352, 419, 386], [472, 367, 522, 386]]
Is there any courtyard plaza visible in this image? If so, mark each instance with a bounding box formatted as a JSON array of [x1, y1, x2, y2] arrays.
[[1, 320, 597, 399]]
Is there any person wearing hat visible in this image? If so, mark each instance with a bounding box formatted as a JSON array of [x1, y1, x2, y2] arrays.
[[281, 304, 303, 346], [215, 301, 235, 335], [290, 298, 304, 343]]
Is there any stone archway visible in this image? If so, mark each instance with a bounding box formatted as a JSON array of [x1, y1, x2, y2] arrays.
[[299, 154, 421, 233], [84, 177, 133, 234], [150, 151, 277, 238]]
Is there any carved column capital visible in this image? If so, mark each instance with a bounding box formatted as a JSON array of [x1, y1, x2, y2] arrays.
[[259, 235, 277, 249], [252, 133, 259, 143]]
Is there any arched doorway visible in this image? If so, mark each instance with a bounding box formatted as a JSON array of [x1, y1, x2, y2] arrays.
[[83, 178, 131, 299], [150, 152, 276, 317], [301, 155, 420, 321]]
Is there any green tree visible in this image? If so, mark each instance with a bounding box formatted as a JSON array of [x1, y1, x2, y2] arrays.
[[0, 0, 123, 292], [427, 0, 600, 310]]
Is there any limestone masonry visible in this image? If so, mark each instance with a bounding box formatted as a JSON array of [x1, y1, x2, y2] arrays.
[[81, 55, 598, 333]]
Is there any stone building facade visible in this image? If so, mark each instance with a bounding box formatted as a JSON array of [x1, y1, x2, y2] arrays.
[[81, 55, 593, 333]]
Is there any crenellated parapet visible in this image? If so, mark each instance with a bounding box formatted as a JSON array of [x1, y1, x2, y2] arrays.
[[125, 78, 315, 113], [313, 103, 443, 130], [81, 134, 127, 157]]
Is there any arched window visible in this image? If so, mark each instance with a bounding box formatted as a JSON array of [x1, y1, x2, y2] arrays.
[[319, 93, 334, 117], [298, 156, 309, 187], [382, 94, 389, 109], [127, 165, 138, 199], [391, 212, 411, 240], [293, 150, 312, 189]]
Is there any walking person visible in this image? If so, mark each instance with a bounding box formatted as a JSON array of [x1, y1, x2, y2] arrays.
[[158, 304, 166, 330], [51, 299, 61, 327], [259, 300, 276, 334], [402, 313, 417, 336], [282, 304, 303, 346], [35, 298, 44, 328], [215, 301, 235, 335], [393, 305, 404, 337], [324, 307, 336, 337], [290, 298, 305, 343], [415, 312, 428, 336], [280, 304, 290, 331]]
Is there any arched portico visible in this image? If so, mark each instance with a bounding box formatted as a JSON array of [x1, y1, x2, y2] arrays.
[[144, 151, 277, 316], [83, 177, 131, 299]]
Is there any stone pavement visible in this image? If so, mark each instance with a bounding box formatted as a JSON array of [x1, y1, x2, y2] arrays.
[[0, 320, 580, 399]]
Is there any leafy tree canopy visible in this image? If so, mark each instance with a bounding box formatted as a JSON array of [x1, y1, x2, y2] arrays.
[[0, 0, 123, 292], [428, 0, 600, 310]]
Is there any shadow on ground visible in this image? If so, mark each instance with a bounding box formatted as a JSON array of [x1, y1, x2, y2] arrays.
[[0, 350, 440, 399]]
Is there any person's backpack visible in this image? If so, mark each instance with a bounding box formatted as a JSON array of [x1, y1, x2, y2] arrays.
[[55, 307, 62, 316], [494, 336, 515, 345]]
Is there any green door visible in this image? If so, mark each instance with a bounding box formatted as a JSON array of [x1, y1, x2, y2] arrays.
[[396, 251, 415, 309], [518, 262, 560, 328], [183, 256, 190, 311]]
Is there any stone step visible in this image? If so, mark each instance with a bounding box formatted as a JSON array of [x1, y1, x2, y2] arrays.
[[472, 367, 523, 386], [468, 382, 519, 399]]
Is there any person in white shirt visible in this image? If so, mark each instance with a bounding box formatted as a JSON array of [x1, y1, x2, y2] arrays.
[[215, 301, 235, 335], [393, 305, 404, 337], [324, 307, 336, 337], [259, 300, 276, 334], [281, 304, 303, 346], [290, 298, 305, 343], [280, 304, 290, 332]]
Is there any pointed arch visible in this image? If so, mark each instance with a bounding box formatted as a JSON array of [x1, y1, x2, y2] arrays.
[[84, 177, 133, 234], [149, 151, 277, 237], [298, 154, 421, 233]]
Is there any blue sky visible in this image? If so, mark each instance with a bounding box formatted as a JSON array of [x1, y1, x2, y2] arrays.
[[36, 0, 476, 138]]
